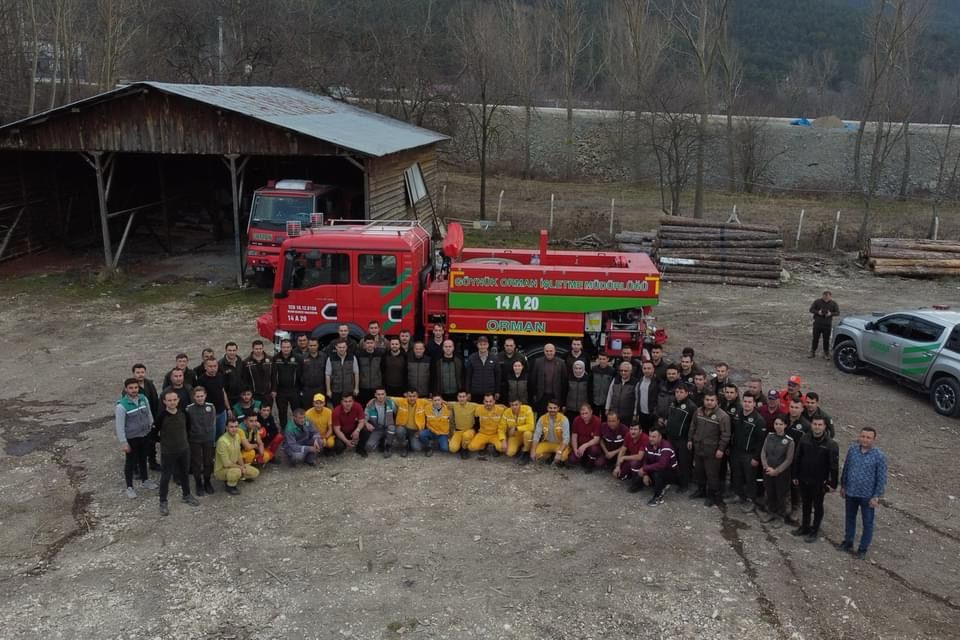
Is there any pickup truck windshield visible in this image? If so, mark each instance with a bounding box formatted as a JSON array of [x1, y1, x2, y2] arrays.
[[251, 194, 313, 226]]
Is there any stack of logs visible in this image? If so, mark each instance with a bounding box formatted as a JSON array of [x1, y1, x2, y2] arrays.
[[615, 230, 656, 254], [655, 216, 784, 287], [867, 238, 960, 277]]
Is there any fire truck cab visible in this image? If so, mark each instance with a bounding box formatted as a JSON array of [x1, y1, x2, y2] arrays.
[[245, 179, 341, 283], [258, 221, 663, 356]]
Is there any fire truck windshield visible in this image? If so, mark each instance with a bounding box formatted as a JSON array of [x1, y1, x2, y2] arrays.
[[250, 194, 313, 226]]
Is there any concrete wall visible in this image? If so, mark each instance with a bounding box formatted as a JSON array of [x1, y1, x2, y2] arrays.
[[436, 105, 958, 197]]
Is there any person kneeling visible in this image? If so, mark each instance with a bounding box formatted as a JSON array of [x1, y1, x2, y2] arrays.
[[214, 418, 260, 494], [498, 398, 535, 463], [418, 394, 451, 456], [530, 399, 570, 466], [634, 427, 678, 505], [615, 424, 649, 484], [284, 408, 323, 466], [240, 412, 269, 465]]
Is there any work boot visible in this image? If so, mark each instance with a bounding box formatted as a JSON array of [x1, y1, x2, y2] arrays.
[[400, 447, 409, 458], [836, 541, 853, 553], [383, 446, 393, 459], [628, 477, 645, 493], [703, 496, 715, 508], [225, 485, 241, 495], [807, 352, 816, 359], [204, 477, 215, 494], [741, 500, 756, 514], [194, 477, 205, 497], [182, 494, 200, 506], [517, 454, 530, 465], [804, 532, 818, 543], [159, 501, 170, 516], [791, 526, 809, 537], [689, 489, 706, 499], [149, 459, 163, 472], [823, 352, 830, 360], [459, 449, 469, 460], [424, 443, 433, 457]]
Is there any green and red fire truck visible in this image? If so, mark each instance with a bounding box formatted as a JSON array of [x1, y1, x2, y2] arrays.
[[256, 221, 664, 357]]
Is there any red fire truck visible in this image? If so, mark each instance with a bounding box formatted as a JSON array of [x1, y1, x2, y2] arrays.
[[245, 179, 340, 284], [256, 221, 664, 357]]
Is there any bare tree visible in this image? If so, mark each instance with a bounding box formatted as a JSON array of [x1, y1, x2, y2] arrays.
[[812, 49, 838, 115], [603, 0, 669, 181], [735, 117, 787, 193], [499, 0, 547, 178], [646, 77, 700, 216], [853, 0, 929, 245], [451, 1, 510, 220], [549, 0, 592, 180], [669, 0, 730, 218], [717, 22, 742, 193], [928, 73, 960, 236]]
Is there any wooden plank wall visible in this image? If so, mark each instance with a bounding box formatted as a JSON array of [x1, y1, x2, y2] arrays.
[[366, 146, 439, 224]]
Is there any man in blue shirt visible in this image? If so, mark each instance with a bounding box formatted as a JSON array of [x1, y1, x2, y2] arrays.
[[838, 427, 887, 560]]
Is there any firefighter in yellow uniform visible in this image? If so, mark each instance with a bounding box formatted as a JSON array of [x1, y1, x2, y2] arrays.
[[214, 418, 259, 494], [468, 393, 505, 456], [394, 390, 429, 456], [498, 398, 536, 461], [449, 391, 478, 458], [305, 393, 335, 450], [530, 398, 571, 465], [418, 393, 452, 455]]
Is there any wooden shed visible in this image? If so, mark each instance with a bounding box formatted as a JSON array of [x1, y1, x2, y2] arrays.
[[0, 82, 447, 281]]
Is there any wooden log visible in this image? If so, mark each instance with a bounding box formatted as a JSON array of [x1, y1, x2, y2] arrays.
[[868, 258, 960, 269], [615, 231, 657, 242], [870, 238, 960, 254], [872, 265, 960, 276], [661, 273, 781, 287], [618, 243, 653, 253], [866, 247, 960, 260], [655, 251, 782, 265], [658, 231, 780, 241], [659, 257, 782, 272], [660, 225, 779, 237], [658, 239, 784, 249], [659, 216, 780, 234], [659, 264, 782, 279]]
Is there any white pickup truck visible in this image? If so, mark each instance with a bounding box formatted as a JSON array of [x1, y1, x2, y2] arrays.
[[832, 309, 960, 416]]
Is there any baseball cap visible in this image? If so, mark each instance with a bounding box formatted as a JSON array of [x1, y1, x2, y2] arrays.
[[767, 389, 779, 400], [313, 392, 326, 403], [476, 335, 489, 344], [787, 375, 801, 386]]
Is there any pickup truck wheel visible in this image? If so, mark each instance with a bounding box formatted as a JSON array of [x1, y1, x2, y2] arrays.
[[930, 377, 960, 417], [832, 340, 862, 374]]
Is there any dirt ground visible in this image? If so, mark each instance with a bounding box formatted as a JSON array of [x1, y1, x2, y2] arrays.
[[1, 222, 959, 639]]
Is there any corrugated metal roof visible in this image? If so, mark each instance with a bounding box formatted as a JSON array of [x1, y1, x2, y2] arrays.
[[1, 81, 448, 158]]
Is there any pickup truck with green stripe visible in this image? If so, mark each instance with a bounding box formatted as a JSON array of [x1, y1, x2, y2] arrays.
[[833, 309, 960, 416]]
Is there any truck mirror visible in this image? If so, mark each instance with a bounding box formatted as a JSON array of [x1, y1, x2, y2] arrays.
[[865, 321, 875, 331]]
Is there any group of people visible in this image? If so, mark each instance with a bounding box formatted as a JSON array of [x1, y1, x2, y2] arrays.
[[114, 314, 887, 559]]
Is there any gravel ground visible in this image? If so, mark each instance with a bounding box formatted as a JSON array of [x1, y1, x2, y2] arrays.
[[0, 247, 957, 640]]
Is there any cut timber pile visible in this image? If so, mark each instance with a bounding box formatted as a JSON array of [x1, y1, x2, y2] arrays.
[[654, 216, 784, 287], [868, 238, 960, 276], [615, 231, 656, 254]]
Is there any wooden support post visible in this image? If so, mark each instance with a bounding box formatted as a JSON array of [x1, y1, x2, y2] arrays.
[[549, 194, 555, 230], [496, 190, 504, 223], [225, 153, 244, 287], [88, 151, 114, 268], [0, 207, 25, 261], [795, 209, 804, 249], [609, 198, 616, 235], [112, 212, 138, 268], [933, 216, 940, 241], [832, 210, 841, 251]]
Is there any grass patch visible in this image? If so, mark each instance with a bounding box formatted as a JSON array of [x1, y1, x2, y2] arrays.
[[0, 271, 272, 314]]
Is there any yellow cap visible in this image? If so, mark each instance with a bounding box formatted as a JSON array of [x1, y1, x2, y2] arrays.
[[313, 393, 326, 403]]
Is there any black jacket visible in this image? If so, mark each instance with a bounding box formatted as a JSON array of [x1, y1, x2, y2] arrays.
[[794, 431, 839, 488], [466, 352, 500, 396], [272, 353, 302, 392]]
